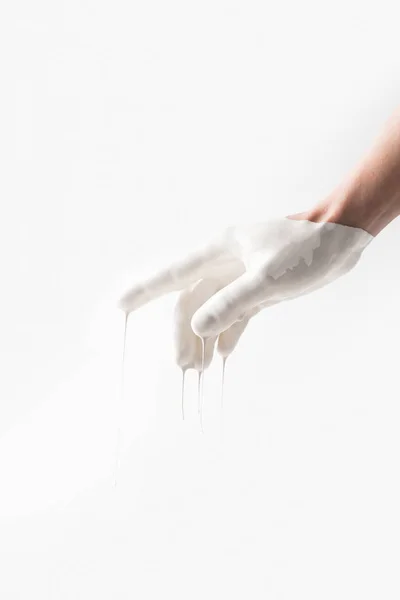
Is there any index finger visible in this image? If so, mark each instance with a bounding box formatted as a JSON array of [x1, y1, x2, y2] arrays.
[[118, 240, 227, 313]]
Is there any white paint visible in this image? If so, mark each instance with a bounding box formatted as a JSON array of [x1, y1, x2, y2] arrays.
[[120, 218, 373, 369]]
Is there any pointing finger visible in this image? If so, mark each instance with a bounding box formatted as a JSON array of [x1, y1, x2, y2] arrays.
[[118, 241, 227, 313]]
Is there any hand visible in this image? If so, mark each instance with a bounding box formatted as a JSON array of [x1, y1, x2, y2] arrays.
[[118, 216, 372, 370]]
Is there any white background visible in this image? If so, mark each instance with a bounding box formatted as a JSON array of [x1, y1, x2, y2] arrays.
[[1, 1, 400, 598]]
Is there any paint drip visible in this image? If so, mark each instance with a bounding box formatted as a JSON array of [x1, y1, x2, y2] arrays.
[[221, 356, 227, 409], [181, 368, 187, 420], [197, 337, 206, 433], [113, 311, 129, 488]]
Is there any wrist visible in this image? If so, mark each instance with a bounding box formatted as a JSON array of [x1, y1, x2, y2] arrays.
[[290, 175, 400, 236]]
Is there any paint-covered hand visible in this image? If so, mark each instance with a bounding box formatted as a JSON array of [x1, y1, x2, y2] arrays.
[[119, 218, 372, 370]]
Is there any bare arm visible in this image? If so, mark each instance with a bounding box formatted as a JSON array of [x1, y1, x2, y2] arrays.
[[291, 107, 400, 236]]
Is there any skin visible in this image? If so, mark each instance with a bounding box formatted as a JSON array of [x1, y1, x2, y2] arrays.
[[290, 106, 400, 235]]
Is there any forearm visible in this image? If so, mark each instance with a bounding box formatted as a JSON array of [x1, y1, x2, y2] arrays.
[[292, 106, 400, 236]]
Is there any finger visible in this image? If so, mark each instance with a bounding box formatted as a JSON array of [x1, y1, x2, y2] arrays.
[[194, 334, 217, 371], [191, 271, 273, 338], [174, 278, 220, 370], [118, 240, 227, 313], [217, 305, 265, 358], [217, 317, 251, 358], [174, 262, 245, 369], [217, 299, 288, 360], [174, 290, 198, 370]]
